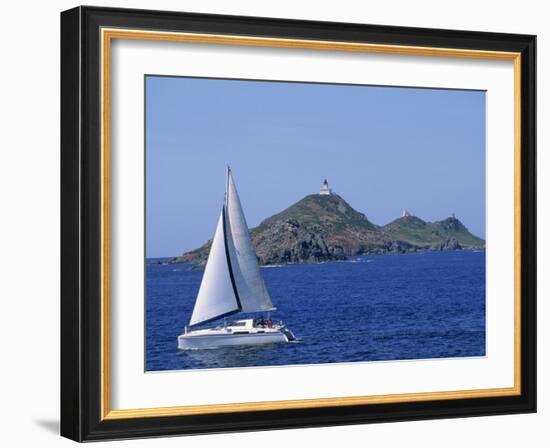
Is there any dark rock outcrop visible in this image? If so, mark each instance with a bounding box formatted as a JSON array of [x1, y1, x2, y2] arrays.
[[252, 219, 342, 264], [430, 236, 462, 251]]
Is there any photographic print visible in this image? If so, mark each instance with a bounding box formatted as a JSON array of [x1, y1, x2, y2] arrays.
[[145, 76, 486, 372]]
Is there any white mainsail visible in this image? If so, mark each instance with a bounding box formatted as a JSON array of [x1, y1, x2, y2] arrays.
[[225, 167, 275, 312], [189, 209, 240, 326]]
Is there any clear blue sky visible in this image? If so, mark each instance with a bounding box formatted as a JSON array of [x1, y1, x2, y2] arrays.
[[146, 76, 485, 258]]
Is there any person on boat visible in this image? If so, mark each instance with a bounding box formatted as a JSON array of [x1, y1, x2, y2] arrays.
[[266, 317, 273, 328]]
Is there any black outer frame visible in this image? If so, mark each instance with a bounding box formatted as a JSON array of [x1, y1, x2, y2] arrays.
[[60, 5, 536, 442]]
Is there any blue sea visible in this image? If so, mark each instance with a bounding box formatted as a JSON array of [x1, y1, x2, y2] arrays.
[[146, 250, 485, 371]]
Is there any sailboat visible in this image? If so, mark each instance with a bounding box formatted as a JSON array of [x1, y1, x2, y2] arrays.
[[178, 166, 296, 350]]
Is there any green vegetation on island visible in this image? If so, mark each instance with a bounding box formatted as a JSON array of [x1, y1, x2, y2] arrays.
[[382, 214, 485, 249]]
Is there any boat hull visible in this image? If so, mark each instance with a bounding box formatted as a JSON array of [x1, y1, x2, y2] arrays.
[[178, 327, 290, 350]]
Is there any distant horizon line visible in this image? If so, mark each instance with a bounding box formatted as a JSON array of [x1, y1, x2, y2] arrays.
[[145, 247, 487, 261]]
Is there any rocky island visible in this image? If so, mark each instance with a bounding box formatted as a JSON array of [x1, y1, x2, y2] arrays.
[[172, 181, 485, 266]]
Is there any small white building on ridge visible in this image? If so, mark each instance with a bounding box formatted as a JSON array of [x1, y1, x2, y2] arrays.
[[320, 179, 332, 195]]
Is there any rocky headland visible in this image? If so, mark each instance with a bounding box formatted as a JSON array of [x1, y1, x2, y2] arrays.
[[171, 193, 485, 267]]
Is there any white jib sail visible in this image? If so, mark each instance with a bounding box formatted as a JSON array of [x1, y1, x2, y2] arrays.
[[189, 209, 240, 326], [225, 168, 275, 312]]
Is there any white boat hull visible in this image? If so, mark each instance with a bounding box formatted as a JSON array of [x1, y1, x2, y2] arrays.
[[178, 320, 295, 350]]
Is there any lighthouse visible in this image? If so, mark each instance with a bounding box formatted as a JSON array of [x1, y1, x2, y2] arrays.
[[319, 179, 332, 195]]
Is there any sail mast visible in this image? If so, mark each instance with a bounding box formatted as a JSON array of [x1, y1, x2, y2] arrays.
[[224, 166, 275, 313], [221, 203, 242, 311]]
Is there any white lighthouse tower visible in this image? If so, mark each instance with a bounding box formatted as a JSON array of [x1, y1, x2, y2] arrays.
[[319, 179, 332, 195]]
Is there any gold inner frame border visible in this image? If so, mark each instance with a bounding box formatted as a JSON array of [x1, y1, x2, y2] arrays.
[[99, 27, 522, 421]]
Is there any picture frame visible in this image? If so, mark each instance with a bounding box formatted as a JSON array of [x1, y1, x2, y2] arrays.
[[60, 5, 536, 442]]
